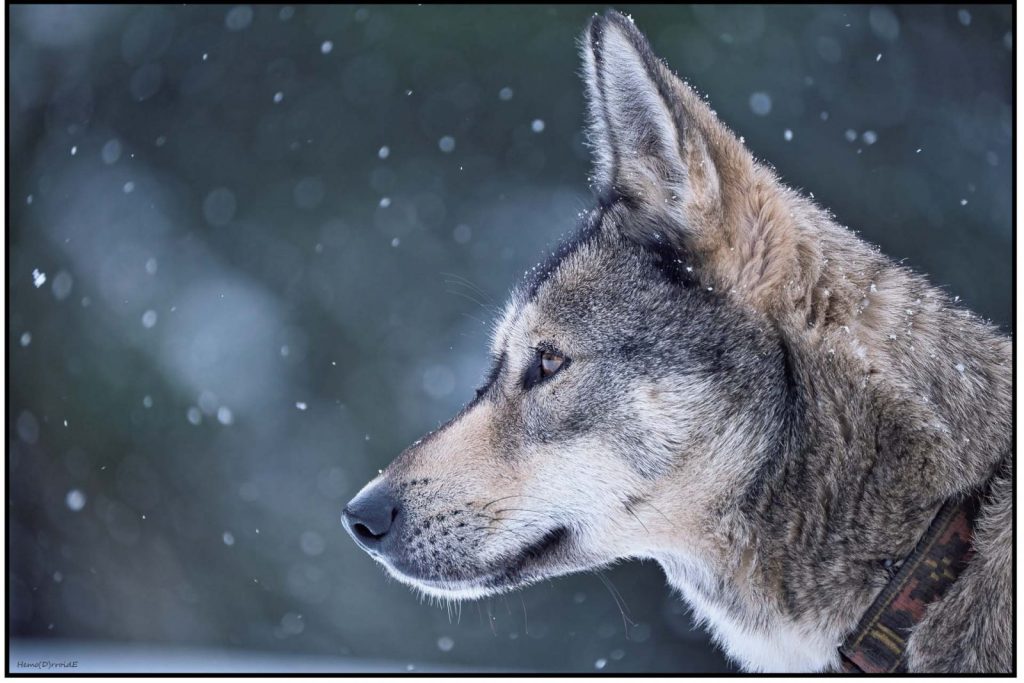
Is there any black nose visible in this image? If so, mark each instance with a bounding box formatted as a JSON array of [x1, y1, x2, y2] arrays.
[[342, 484, 401, 550]]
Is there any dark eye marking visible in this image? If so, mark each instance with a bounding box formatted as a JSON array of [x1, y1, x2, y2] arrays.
[[474, 352, 506, 400], [522, 345, 570, 390]]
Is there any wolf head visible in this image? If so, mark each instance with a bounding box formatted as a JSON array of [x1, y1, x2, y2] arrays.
[[342, 11, 845, 600]]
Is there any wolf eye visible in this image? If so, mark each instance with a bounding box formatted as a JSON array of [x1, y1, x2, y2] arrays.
[[523, 347, 569, 389], [541, 351, 565, 378]]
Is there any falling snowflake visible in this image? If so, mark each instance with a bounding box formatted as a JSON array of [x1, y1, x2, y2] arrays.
[[66, 489, 87, 512], [749, 92, 772, 116]]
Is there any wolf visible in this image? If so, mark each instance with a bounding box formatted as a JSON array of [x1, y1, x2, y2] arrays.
[[342, 10, 1012, 673]]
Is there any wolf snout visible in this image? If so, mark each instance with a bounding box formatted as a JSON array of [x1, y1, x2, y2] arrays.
[[342, 484, 402, 552]]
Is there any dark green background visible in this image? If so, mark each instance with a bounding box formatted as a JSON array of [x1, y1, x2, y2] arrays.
[[9, 4, 1012, 673]]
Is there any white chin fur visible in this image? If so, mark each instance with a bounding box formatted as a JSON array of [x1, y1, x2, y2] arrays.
[[412, 581, 499, 602], [374, 557, 505, 601], [383, 564, 503, 601]]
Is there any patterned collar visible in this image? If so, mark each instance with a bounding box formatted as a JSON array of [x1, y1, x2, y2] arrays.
[[839, 495, 982, 673]]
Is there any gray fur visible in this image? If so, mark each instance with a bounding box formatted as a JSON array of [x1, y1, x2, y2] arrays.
[[344, 10, 1012, 673]]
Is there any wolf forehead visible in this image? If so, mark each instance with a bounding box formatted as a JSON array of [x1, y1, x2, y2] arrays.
[[484, 212, 779, 410], [523, 188, 703, 295], [491, 198, 712, 352]]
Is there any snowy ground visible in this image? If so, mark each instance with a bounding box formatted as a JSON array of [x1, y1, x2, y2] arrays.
[[10, 639, 510, 674]]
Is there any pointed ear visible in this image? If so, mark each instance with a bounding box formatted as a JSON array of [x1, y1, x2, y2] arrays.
[[582, 12, 813, 317], [582, 11, 732, 243]]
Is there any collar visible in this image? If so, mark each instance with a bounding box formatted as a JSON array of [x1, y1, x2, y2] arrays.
[[838, 494, 982, 673]]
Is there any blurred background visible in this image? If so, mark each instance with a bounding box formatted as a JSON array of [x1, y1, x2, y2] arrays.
[[9, 3, 1012, 674]]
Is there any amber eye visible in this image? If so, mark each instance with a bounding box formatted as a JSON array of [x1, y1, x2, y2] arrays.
[[523, 347, 569, 390], [540, 351, 565, 378]]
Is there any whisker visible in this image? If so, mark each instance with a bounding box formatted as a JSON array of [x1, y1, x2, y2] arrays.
[[441, 272, 495, 304], [625, 506, 650, 534], [480, 493, 565, 512], [468, 523, 537, 545], [485, 600, 497, 636], [458, 310, 492, 328], [444, 284, 496, 311], [478, 515, 547, 534], [642, 500, 678, 531], [521, 596, 530, 637], [488, 507, 556, 518], [445, 288, 497, 315], [598, 571, 636, 634]]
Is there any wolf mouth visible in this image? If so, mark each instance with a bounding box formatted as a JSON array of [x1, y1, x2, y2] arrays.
[[483, 525, 569, 586], [387, 525, 572, 597]]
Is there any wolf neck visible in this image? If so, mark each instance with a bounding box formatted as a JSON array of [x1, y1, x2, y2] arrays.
[[657, 552, 843, 672], [660, 215, 1011, 673]]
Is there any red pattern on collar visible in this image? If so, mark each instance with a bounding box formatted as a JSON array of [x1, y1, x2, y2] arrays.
[[839, 495, 980, 674]]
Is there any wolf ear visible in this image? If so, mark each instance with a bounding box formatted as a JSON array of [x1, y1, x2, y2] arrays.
[[582, 11, 733, 243], [582, 12, 808, 315]]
